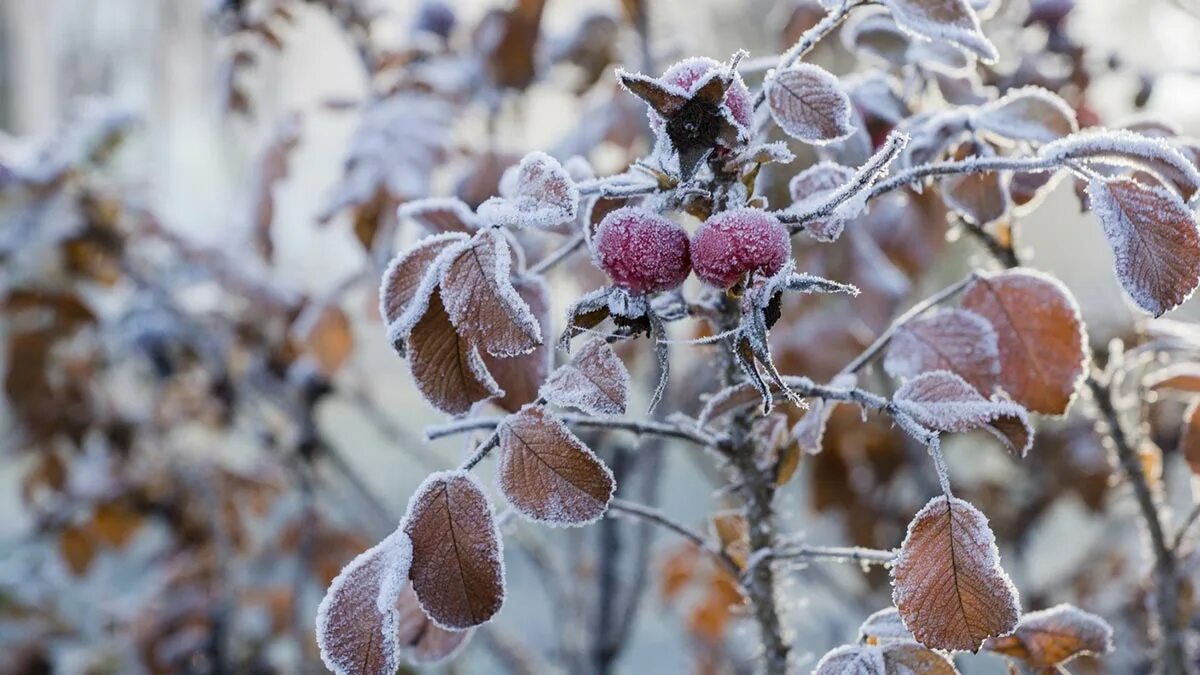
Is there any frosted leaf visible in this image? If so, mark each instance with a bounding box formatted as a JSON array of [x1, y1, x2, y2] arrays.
[[477, 151, 579, 229], [709, 509, 750, 569], [393, 582, 472, 665], [540, 338, 630, 416], [789, 162, 855, 242], [880, 0, 998, 63], [880, 642, 960, 673], [1146, 363, 1200, 393], [1041, 130, 1200, 201], [961, 270, 1088, 416], [496, 405, 615, 526], [894, 370, 1033, 457], [1009, 170, 1062, 212], [983, 603, 1113, 668], [813, 644, 886, 674], [315, 529, 413, 675], [379, 233, 468, 355], [973, 86, 1077, 143], [843, 10, 911, 67], [891, 496, 1020, 652], [791, 373, 857, 454], [906, 38, 973, 75], [699, 380, 808, 428], [726, 141, 796, 171], [482, 276, 552, 413], [1087, 177, 1200, 316], [767, 64, 855, 145], [397, 197, 481, 234], [402, 470, 505, 630], [441, 228, 543, 357], [941, 170, 1010, 226], [883, 309, 999, 394], [1181, 400, 1200, 477], [408, 290, 502, 416], [858, 607, 914, 645], [846, 72, 908, 125]]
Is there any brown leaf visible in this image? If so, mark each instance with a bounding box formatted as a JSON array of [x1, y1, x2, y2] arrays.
[[710, 510, 749, 569], [788, 162, 855, 242], [393, 582, 472, 665], [859, 607, 914, 645], [403, 471, 505, 629], [791, 373, 857, 454], [408, 290, 502, 416], [942, 170, 1010, 226], [974, 87, 1077, 143], [961, 270, 1088, 415], [879, 0, 997, 62], [482, 276, 551, 413], [880, 642, 960, 673], [294, 304, 354, 377], [892, 496, 1020, 652], [379, 233, 468, 355], [1180, 400, 1200, 477], [983, 603, 1113, 668], [767, 64, 855, 144], [440, 229, 542, 357], [250, 112, 302, 262], [59, 525, 94, 576], [1146, 363, 1200, 393], [497, 405, 614, 526], [540, 338, 630, 416], [893, 370, 1033, 456], [397, 198, 480, 234], [315, 529, 412, 675], [476, 0, 546, 90], [883, 309, 1000, 394], [1087, 177, 1200, 316], [477, 152, 579, 229]]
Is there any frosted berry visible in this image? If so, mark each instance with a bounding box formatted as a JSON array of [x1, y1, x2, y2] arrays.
[[691, 208, 790, 288], [649, 57, 753, 131], [594, 207, 691, 295]]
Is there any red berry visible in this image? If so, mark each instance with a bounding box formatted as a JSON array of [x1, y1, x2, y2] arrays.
[[594, 207, 691, 295], [649, 57, 753, 131], [691, 208, 790, 288]]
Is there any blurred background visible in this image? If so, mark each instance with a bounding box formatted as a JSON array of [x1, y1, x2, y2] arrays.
[[3, 0, 1200, 673]]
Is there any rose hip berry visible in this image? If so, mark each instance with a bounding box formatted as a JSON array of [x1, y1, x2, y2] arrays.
[[691, 208, 790, 288], [648, 57, 753, 131], [593, 207, 691, 295]]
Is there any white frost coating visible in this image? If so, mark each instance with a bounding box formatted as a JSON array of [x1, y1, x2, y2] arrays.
[[883, 308, 1000, 388], [791, 373, 857, 455], [539, 338, 631, 417], [1040, 129, 1200, 198], [477, 151, 580, 229], [767, 63, 856, 145], [973, 86, 1077, 144], [812, 643, 887, 674], [387, 238, 470, 345], [894, 370, 1033, 456], [315, 528, 413, 675], [397, 197, 482, 234], [1086, 177, 1200, 316], [993, 603, 1114, 665], [880, 0, 998, 63], [378, 232, 470, 326], [857, 607, 914, 644], [789, 162, 855, 242]]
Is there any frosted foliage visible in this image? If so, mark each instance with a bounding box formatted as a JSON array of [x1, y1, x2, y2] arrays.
[[691, 208, 791, 288], [892, 496, 1020, 652], [858, 607, 915, 644], [440, 228, 542, 357], [652, 56, 753, 130], [397, 197, 481, 234], [1184, 401, 1200, 478], [497, 405, 615, 526], [973, 86, 1077, 143], [814, 644, 886, 674], [393, 583, 472, 665], [894, 370, 1033, 456], [1145, 363, 1200, 393], [879, 642, 960, 673], [941, 170, 1010, 226], [407, 290, 501, 416], [1041, 130, 1200, 200], [592, 207, 691, 295], [880, 0, 997, 62], [767, 64, 855, 145], [482, 276, 552, 413], [477, 151, 579, 229], [984, 603, 1113, 667], [1087, 177, 1200, 316], [789, 162, 855, 241], [379, 233, 468, 326], [883, 309, 1000, 394], [540, 338, 630, 416], [961, 270, 1088, 416], [402, 470, 505, 630], [792, 373, 857, 454], [315, 529, 413, 675]]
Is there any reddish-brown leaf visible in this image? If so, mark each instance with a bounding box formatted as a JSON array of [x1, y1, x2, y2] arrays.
[[767, 64, 855, 144], [710, 510, 750, 569], [893, 370, 1033, 456], [1180, 400, 1200, 477], [482, 276, 552, 413], [892, 496, 1020, 652], [788, 162, 855, 242], [393, 582, 472, 665], [397, 198, 481, 234], [983, 603, 1113, 668], [476, 151, 579, 229], [403, 471, 505, 630], [961, 270, 1088, 415], [942, 170, 1010, 226], [880, 0, 997, 62], [1087, 177, 1200, 316], [974, 86, 1077, 143], [883, 309, 1000, 394], [880, 642, 960, 673], [294, 304, 354, 377], [408, 290, 501, 416], [379, 233, 468, 354], [440, 229, 542, 357], [540, 338, 630, 416], [497, 405, 614, 526]]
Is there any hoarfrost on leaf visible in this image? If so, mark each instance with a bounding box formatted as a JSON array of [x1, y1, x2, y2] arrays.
[[883, 309, 1000, 394], [858, 607, 914, 645], [477, 151, 579, 229], [407, 290, 502, 416], [482, 276, 552, 413], [767, 63, 855, 145], [879, 0, 998, 63], [893, 370, 1033, 456], [972, 86, 1077, 143], [982, 603, 1113, 668], [379, 233, 468, 354], [813, 643, 886, 674], [397, 197, 482, 234], [393, 582, 472, 665], [540, 338, 630, 416], [789, 162, 855, 241], [1145, 363, 1200, 393]]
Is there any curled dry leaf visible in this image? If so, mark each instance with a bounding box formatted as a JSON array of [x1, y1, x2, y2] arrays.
[[813, 641, 959, 674], [767, 64, 855, 145], [393, 582, 472, 665], [892, 496, 1020, 652], [482, 276, 552, 413], [883, 309, 1000, 394], [973, 86, 1077, 144], [315, 529, 413, 675], [379, 232, 468, 354], [880, 0, 998, 63], [961, 270, 1088, 416], [408, 290, 502, 416], [710, 510, 750, 569], [497, 405, 615, 526], [1087, 177, 1200, 316], [397, 197, 481, 234], [440, 228, 543, 357], [894, 370, 1033, 456], [1146, 363, 1200, 393], [539, 337, 630, 416], [789, 161, 855, 242], [983, 603, 1113, 668], [403, 470, 505, 630], [477, 151, 579, 229]]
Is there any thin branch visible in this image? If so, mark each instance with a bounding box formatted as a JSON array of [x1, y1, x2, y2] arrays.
[[529, 233, 587, 276], [765, 544, 895, 566], [429, 414, 724, 449], [867, 155, 1062, 202], [1172, 500, 1200, 551], [606, 498, 741, 578]]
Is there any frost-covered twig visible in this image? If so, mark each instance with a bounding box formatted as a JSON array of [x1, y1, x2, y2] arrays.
[[606, 498, 740, 577], [427, 414, 723, 449], [867, 154, 1063, 201], [761, 544, 895, 567]]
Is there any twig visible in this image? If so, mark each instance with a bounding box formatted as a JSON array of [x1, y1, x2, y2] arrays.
[[764, 544, 895, 566], [529, 233, 587, 276], [429, 414, 724, 449], [606, 498, 741, 578], [1172, 501, 1200, 551]]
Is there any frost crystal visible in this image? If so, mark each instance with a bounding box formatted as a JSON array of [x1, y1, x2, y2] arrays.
[[880, 0, 998, 63], [477, 151, 579, 229], [883, 308, 1000, 393], [540, 338, 630, 416], [973, 86, 1077, 143], [766, 63, 855, 145], [894, 370, 1033, 456], [651, 56, 754, 131]]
